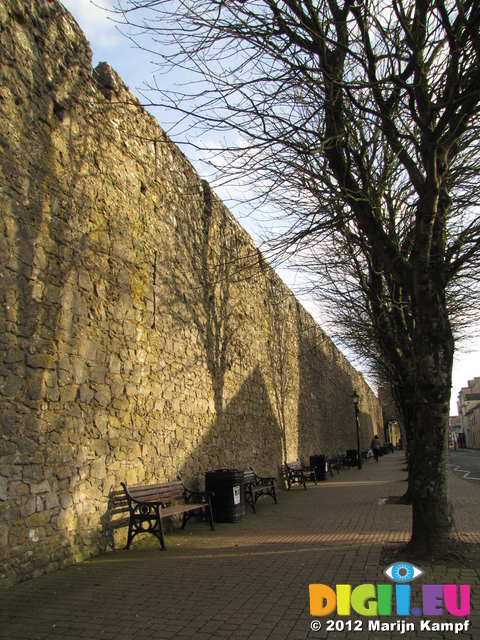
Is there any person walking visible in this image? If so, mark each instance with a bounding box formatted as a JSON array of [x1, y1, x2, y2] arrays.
[[370, 434, 381, 463]]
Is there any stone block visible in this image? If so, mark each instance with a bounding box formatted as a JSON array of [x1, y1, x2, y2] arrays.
[[3, 374, 23, 396], [110, 377, 125, 397], [125, 468, 138, 485], [102, 475, 116, 497], [71, 358, 88, 384], [29, 480, 51, 494], [94, 412, 108, 436], [53, 509, 75, 532], [26, 353, 56, 370], [45, 383, 60, 402], [0, 523, 8, 550], [45, 493, 60, 510], [108, 354, 121, 374], [90, 458, 106, 480], [126, 442, 142, 460], [125, 383, 137, 397], [93, 439, 109, 456], [24, 371, 46, 400], [89, 365, 106, 384], [26, 510, 51, 528], [21, 466, 45, 483], [0, 476, 7, 501], [94, 388, 111, 407], [4, 348, 24, 364], [78, 270, 91, 291], [60, 384, 78, 403], [112, 396, 129, 411], [78, 384, 94, 403], [19, 496, 37, 518]]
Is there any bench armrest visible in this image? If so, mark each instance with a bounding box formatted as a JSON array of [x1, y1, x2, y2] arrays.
[[183, 486, 215, 504], [249, 467, 276, 483]]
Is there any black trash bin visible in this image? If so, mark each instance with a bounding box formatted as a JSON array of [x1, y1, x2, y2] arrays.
[[205, 469, 245, 523], [309, 455, 327, 481]]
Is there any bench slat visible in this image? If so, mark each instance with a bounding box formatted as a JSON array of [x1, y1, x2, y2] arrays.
[[127, 481, 183, 495], [128, 481, 183, 491], [161, 502, 208, 518], [127, 487, 184, 503], [243, 470, 256, 484]]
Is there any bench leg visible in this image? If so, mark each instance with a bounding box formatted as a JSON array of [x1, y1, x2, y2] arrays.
[[125, 519, 135, 550], [157, 511, 167, 550], [125, 507, 167, 550], [181, 504, 216, 531], [205, 500, 215, 530], [271, 485, 278, 504], [245, 485, 257, 513], [255, 484, 277, 507]]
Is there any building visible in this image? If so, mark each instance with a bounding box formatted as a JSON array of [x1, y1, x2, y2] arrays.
[[456, 377, 480, 449], [449, 415, 463, 449]]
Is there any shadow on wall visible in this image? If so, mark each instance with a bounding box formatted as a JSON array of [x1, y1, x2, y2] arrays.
[[263, 273, 296, 464], [296, 310, 377, 461], [151, 178, 293, 483], [103, 364, 283, 551], [178, 365, 284, 486]]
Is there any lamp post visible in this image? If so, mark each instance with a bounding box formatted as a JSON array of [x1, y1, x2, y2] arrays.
[[352, 390, 362, 469]]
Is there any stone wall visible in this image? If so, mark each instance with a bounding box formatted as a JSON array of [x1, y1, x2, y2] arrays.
[[0, 0, 383, 587]]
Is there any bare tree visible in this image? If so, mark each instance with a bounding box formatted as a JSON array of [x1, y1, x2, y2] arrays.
[[113, 0, 480, 556]]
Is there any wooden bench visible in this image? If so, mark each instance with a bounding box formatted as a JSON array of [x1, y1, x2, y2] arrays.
[[284, 460, 317, 489], [327, 455, 342, 475], [120, 479, 215, 550], [243, 468, 278, 513]]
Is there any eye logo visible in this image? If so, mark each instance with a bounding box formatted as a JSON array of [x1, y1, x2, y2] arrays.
[[383, 562, 424, 583]]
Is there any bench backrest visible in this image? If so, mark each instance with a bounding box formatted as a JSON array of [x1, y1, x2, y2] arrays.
[[285, 460, 303, 471], [122, 480, 184, 505], [243, 470, 256, 485]]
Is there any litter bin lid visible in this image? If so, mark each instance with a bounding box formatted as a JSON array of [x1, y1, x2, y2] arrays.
[[205, 469, 245, 481]]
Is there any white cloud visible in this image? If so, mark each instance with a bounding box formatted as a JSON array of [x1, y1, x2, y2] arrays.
[[60, 0, 122, 50]]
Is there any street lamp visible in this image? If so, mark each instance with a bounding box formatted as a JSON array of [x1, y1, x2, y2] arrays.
[[352, 390, 362, 469]]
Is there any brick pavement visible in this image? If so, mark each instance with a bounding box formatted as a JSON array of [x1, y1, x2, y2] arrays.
[[1, 453, 479, 640]]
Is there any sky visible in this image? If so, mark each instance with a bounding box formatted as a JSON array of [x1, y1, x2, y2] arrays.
[[60, 0, 479, 416]]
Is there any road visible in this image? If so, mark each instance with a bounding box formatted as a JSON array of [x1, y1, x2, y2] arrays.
[[449, 448, 480, 484]]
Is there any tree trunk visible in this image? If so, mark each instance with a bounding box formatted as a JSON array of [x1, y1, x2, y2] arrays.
[[407, 281, 456, 555]]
